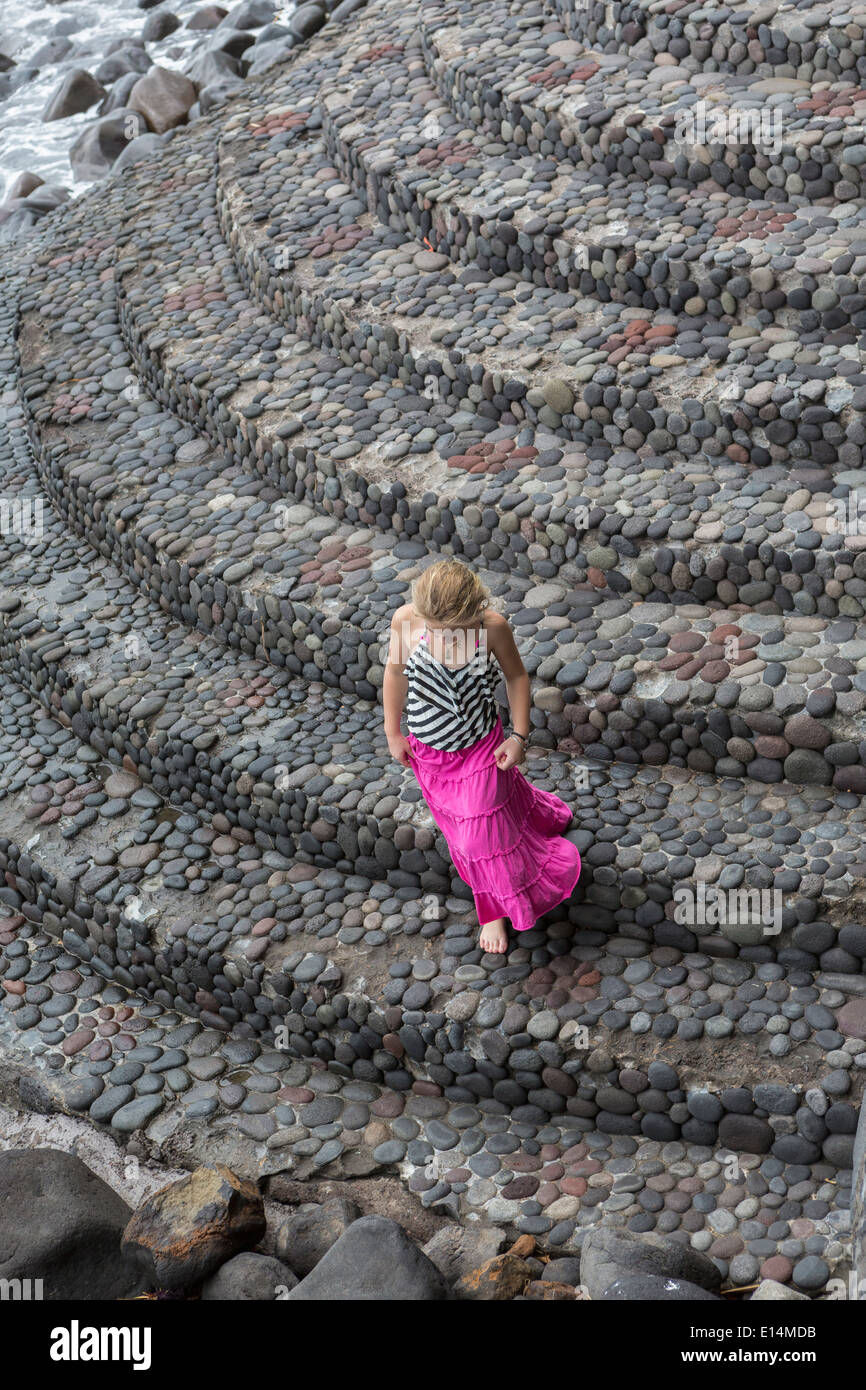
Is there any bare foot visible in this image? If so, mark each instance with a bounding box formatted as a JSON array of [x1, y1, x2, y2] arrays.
[[479, 917, 508, 954]]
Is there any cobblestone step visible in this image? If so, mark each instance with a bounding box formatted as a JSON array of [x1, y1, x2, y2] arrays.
[[20, 236, 866, 631], [5, 576, 866, 968], [318, 57, 866, 472], [12, 357, 866, 802], [218, 110, 866, 470], [549, 0, 863, 84], [425, 0, 866, 203], [1, 0, 865, 1298], [3, 664, 864, 1111], [0, 915, 858, 1283]]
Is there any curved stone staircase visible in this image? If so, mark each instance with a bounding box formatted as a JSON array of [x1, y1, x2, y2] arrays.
[[2, 0, 866, 1296]]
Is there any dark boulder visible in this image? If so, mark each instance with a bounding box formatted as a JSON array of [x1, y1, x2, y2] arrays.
[[600, 1274, 721, 1300], [285, 1215, 449, 1300], [0, 1148, 145, 1300], [275, 1197, 360, 1277], [187, 5, 229, 28], [70, 109, 149, 181], [290, 3, 327, 39], [580, 1228, 723, 1301], [200, 1252, 299, 1300], [128, 65, 198, 133], [142, 12, 182, 42], [42, 68, 106, 121]]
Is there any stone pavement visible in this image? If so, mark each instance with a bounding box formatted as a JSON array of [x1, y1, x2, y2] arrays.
[[3, 0, 866, 1298]]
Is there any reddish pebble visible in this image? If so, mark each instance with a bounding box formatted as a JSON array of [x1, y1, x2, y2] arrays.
[[51, 970, 81, 991], [561, 1177, 588, 1197], [510, 1154, 543, 1173], [371, 1091, 404, 1117], [701, 660, 731, 682], [670, 631, 705, 652], [569, 1158, 602, 1175], [540, 1163, 565, 1182], [789, 1219, 815, 1239], [501, 1176, 538, 1199], [561, 1143, 587, 1163], [760, 1255, 793, 1283], [278, 1086, 314, 1103]]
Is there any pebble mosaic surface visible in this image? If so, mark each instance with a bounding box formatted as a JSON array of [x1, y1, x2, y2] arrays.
[[3, 0, 866, 1295]]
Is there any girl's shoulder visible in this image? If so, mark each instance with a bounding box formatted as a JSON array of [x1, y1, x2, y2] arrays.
[[480, 606, 510, 648], [389, 603, 423, 665], [481, 606, 507, 631], [392, 602, 422, 633]]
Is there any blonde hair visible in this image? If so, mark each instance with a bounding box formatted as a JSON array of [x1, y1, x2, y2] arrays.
[[411, 559, 491, 626]]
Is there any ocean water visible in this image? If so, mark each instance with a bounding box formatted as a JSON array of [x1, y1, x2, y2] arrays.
[[0, 0, 295, 200]]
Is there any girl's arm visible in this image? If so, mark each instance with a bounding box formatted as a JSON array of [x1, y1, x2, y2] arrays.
[[488, 613, 531, 739], [383, 606, 412, 745]]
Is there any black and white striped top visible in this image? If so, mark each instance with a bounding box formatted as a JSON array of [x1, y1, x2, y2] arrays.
[[404, 624, 500, 751]]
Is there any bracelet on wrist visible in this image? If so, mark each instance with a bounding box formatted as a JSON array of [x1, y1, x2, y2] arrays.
[[509, 731, 528, 744]]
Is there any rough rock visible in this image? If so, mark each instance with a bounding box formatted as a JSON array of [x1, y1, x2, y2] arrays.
[[274, 1197, 360, 1277], [42, 69, 106, 122], [455, 1252, 534, 1300], [421, 1223, 507, 1283], [69, 110, 146, 181], [128, 65, 198, 134], [580, 1229, 723, 1300], [121, 1165, 266, 1288], [751, 1279, 811, 1302]]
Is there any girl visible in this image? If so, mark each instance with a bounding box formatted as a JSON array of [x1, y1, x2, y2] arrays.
[[384, 558, 581, 954]]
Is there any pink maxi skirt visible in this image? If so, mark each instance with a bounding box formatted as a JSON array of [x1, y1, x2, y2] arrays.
[[405, 715, 581, 932]]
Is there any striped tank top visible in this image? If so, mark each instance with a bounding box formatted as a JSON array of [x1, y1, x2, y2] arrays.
[[404, 623, 500, 751]]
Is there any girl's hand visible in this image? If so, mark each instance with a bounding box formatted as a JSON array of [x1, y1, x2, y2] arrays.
[[494, 736, 525, 770], [387, 733, 415, 767]]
